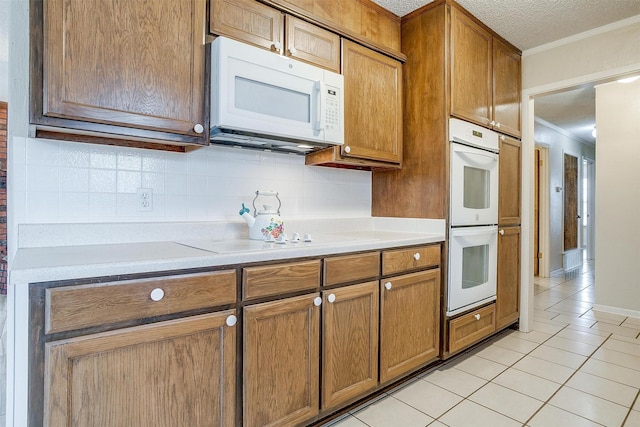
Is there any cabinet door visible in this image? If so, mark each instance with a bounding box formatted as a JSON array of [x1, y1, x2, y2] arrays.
[[450, 8, 492, 127], [244, 294, 320, 427], [498, 136, 522, 226], [44, 0, 207, 137], [380, 269, 440, 383], [322, 281, 379, 409], [210, 0, 284, 52], [45, 311, 237, 426], [285, 15, 340, 72], [496, 226, 521, 329], [493, 39, 522, 138], [342, 39, 402, 164]]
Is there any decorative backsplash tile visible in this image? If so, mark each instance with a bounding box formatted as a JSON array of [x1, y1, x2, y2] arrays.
[[16, 138, 372, 223]]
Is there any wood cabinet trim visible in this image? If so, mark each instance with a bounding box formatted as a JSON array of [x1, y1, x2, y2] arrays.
[[243, 293, 320, 426], [448, 303, 496, 353], [45, 270, 237, 334], [45, 310, 237, 426], [324, 252, 380, 286], [322, 281, 379, 408], [34, 0, 209, 149], [243, 259, 321, 300], [261, 0, 406, 62], [286, 15, 341, 72], [382, 245, 440, 276]]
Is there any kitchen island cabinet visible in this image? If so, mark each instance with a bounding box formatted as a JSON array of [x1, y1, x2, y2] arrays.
[[31, 0, 208, 149]]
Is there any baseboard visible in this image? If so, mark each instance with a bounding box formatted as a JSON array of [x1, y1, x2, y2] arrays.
[[593, 304, 640, 320], [550, 268, 564, 277]]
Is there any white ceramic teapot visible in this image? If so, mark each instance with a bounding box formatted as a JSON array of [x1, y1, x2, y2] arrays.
[[239, 191, 285, 240]]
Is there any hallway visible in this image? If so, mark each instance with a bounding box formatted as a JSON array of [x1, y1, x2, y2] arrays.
[[328, 262, 640, 426]]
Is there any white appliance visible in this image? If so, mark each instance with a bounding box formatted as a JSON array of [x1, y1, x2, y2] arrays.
[[449, 119, 499, 226], [447, 118, 500, 316], [447, 225, 498, 316], [210, 36, 344, 154]]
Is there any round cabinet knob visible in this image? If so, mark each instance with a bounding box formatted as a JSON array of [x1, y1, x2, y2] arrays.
[[272, 41, 282, 52], [489, 120, 496, 127], [499, 229, 505, 235], [150, 288, 165, 302], [384, 282, 392, 290], [226, 315, 237, 327], [474, 313, 481, 321], [289, 47, 297, 55], [413, 252, 421, 261], [500, 135, 506, 142], [344, 146, 351, 154], [495, 122, 502, 128], [193, 123, 204, 134], [313, 296, 323, 307], [327, 293, 336, 303]]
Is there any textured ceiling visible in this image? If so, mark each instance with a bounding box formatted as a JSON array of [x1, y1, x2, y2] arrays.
[[371, 0, 640, 51], [371, 0, 640, 146]]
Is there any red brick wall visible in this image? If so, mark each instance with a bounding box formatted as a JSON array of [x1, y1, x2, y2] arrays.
[[0, 101, 6, 294]]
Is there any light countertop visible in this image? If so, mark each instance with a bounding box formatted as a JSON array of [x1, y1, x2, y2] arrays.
[[10, 218, 446, 284]]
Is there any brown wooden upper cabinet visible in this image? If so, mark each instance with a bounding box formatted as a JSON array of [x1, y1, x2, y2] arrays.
[[450, 8, 521, 138], [306, 39, 402, 169], [36, 0, 208, 146], [210, 0, 340, 72]]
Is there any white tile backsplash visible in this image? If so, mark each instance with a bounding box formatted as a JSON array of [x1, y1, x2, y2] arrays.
[[18, 139, 372, 223]]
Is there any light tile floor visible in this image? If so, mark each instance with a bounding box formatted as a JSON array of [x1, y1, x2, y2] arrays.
[[327, 262, 640, 427]]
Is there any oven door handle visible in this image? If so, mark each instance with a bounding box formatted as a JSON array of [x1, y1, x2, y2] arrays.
[[450, 226, 497, 237], [454, 149, 498, 166]]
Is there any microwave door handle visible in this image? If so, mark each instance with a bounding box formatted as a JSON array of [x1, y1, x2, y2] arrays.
[[314, 81, 325, 131]]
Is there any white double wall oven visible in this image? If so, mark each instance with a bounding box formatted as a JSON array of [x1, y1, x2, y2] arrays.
[[447, 119, 500, 317]]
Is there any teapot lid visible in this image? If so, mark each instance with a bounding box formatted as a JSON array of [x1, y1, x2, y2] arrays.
[[258, 204, 277, 214]]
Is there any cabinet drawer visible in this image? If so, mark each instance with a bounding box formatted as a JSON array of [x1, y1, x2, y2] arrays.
[[46, 270, 237, 334], [448, 304, 496, 354], [382, 245, 440, 275], [243, 260, 321, 300], [324, 252, 380, 286]]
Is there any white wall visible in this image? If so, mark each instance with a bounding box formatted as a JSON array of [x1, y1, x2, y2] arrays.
[[11, 138, 371, 224], [523, 16, 640, 91], [0, 1, 8, 101], [594, 79, 640, 314], [520, 16, 640, 330], [534, 120, 595, 273]]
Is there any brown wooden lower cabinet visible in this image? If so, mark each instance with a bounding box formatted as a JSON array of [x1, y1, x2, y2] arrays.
[[496, 226, 521, 329], [243, 293, 321, 427], [448, 304, 496, 354], [45, 311, 237, 426], [379, 269, 440, 383], [322, 281, 379, 408]]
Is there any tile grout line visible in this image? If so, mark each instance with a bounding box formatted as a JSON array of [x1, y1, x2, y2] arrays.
[[522, 330, 617, 426]]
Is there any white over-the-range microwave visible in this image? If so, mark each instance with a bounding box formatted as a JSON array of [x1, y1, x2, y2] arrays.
[[210, 36, 345, 154]]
